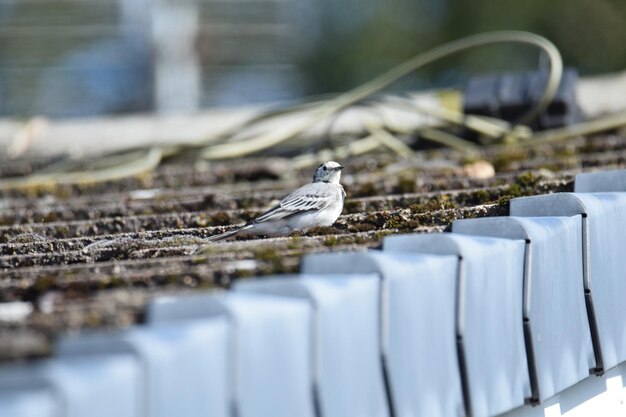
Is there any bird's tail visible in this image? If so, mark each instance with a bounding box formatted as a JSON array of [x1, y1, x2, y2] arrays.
[[206, 225, 252, 242]]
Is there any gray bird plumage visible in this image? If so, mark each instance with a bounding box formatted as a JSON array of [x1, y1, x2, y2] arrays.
[[207, 161, 345, 241]]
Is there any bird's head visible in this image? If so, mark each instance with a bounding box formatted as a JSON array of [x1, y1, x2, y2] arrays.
[[313, 161, 344, 184]]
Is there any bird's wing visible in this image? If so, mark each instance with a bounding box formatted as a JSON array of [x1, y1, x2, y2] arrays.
[[252, 183, 337, 223]]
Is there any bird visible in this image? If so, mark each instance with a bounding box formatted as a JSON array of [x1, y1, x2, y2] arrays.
[[206, 161, 346, 241]]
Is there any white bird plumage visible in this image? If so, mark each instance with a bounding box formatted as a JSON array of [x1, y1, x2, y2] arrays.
[[207, 161, 346, 241]]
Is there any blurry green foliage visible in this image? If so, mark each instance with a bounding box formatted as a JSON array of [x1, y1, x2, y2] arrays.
[[300, 0, 626, 94]]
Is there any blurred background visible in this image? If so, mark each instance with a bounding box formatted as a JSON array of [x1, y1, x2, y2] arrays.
[[1, 0, 625, 119]]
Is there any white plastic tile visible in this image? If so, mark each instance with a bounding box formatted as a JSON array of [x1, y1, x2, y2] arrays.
[[0, 388, 58, 417], [234, 274, 390, 417], [57, 318, 230, 417], [301, 251, 463, 417], [453, 216, 594, 402], [149, 292, 315, 417], [383, 233, 531, 417], [0, 354, 140, 417], [575, 169, 626, 192], [511, 192, 626, 372]]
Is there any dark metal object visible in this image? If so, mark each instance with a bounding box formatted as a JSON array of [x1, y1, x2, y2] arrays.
[[463, 69, 581, 130]]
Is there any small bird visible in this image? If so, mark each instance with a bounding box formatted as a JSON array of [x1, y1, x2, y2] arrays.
[[207, 161, 346, 241]]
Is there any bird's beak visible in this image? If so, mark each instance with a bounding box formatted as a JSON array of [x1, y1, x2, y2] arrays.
[[336, 165, 344, 171]]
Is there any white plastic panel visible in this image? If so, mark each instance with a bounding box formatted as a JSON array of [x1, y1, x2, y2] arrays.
[[453, 216, 594, 402], [0, 385, 59, 417], [56, 319, 230, 417], [511, 192, 626, 372], [0, 354, 140, 417], [383, 233, 530, 417], [301, 251, 463, 417], [502, 361, 626, 417], [149, 292, 315, 417], [234, 274, 390, 417], [575, 169, 626, 192]]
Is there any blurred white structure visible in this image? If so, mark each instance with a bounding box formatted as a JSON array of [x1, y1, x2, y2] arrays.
[[0, 0, 312, 117]]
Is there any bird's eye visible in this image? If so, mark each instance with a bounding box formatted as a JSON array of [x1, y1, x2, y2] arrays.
[[322, 166, 327, 171]]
